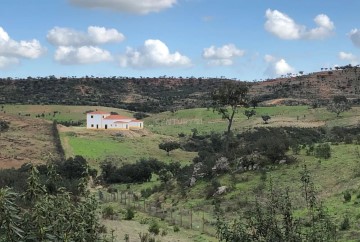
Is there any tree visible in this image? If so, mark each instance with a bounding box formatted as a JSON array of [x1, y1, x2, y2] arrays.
[[327, 95, 351, 117], [249, 98, 260, 109], [262, 115, 271, 124], [212, 81, 248, 151], [244, 109, 256, 120], [159, 141, 180, 156]]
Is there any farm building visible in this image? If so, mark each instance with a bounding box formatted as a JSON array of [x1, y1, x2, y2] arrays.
[[86, 111, 143, 130]]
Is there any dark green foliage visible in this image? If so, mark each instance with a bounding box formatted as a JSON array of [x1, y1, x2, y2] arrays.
[[0, 77, 226, 113], [340, 216, 350, 230], [124, 207, 135, 220], [173, 225, 180, 232], [56, 120, 84, 127], [133, 112, 149, 120], [100, 158, 166, 184], [244, 109, 256, 119], [314, 143, 331, 159], [159, 141, 180, 156], [261, 115, 271, 124], [58, 155, 88, 179], [343, 191, 352, 202], [0, 166, 104, 241]]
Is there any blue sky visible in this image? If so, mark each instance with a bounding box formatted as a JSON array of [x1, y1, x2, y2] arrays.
[[1, 0, 360, 81]]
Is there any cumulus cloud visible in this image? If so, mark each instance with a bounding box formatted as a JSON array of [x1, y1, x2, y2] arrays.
[[119, 39, 191, 68], [54, 46, 113, 64], [0, 56, 20, 69], [69, 0, 177, 14], [338, 51, 358, 65], [348, 29, 360, 47], [265, 9, 334, 40], [202, 44, 244, 66], [0, 26, 46, 69], [47, 26, 124, 47], [264, 54, 295, 77]]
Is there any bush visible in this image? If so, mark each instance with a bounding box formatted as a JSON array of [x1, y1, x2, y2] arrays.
[[340, 216, 350, 230], [314, 143, 331, 159], [148, 220, 160, 235], [343, 191, 352, 202], [124, 207, 135, 220], [173, 225, 180, 232], [102, 205, 116, 219]]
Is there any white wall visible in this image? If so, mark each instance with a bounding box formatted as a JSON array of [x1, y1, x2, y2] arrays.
[[87, 114, 106, 129]]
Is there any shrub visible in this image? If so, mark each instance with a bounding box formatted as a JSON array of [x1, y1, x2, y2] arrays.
[[314, 143, 331, 159], [173, 225, 180, 232], [343, 191, 352, 202], [148, 220, 160, 235], [102, 205, 116, 219], [344, 135, 353, 144], [340, 216, 350, 230], [124, 207, 135, 220]]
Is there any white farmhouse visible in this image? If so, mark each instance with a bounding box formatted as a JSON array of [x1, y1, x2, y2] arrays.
[[86, 111, 143, 130]]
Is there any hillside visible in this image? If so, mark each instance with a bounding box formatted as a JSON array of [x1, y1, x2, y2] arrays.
[[1, 66, 360, 113], [251, 66, 360, 104]]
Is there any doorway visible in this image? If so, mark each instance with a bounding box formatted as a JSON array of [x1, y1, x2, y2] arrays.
[[105, 124, 108, 129]]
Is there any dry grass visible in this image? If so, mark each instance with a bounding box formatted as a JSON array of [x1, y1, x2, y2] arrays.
[[0, 113, 59, 168]]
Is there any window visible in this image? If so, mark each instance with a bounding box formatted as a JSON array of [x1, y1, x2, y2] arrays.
[[91, 124, 94, 127], [91, 115, 93, 118]]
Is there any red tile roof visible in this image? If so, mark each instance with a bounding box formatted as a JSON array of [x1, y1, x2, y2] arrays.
[[114, 121, 129, 123], [88, 111, 110, 115], [104, 115, 132, 120]]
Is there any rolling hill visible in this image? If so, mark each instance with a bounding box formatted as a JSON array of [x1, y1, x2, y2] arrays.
[[1, 65, 360, 113]]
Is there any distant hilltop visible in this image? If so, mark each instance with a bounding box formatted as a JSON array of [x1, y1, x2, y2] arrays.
[[0, 65, 359, 112]]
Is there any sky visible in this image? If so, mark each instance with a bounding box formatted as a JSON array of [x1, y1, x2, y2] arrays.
[[1, 0, 360, 81]]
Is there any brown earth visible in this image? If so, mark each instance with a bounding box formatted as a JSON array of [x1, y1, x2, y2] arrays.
[[0, 113, 59, 169]]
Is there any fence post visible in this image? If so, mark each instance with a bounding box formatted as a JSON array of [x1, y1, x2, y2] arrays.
[[190, 208, 193, 230], [202, 210, 205, 233], [180, 208, 183, 227]]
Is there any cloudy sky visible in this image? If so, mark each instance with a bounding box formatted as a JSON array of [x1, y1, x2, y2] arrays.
[[1, 0, 360, 81]]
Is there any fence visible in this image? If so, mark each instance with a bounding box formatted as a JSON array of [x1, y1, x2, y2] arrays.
[[98, 190, 218, 237]]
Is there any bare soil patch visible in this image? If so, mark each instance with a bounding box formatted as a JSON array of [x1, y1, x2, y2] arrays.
[[0, 113, 59, 169]]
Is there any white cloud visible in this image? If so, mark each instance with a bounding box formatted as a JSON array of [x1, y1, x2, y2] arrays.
[[0, 26, 45, 69], [54, 46, 113, 64], [202, 44, 244, 66], [0, 56, 19, 69], [264, 54, 295, 77], [47, 26, 124, 46], [119, 39, 191, 68], [69, 0, 177, 14], [265, 9, 334, 40], [348, 29, 360, 47], [338, 51, 358, 65]]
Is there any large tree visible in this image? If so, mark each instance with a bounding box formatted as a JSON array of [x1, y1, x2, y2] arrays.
[[211, 81, 249, 135], [159, 141, 181, 156], [326, 95, 351, 117]]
